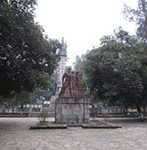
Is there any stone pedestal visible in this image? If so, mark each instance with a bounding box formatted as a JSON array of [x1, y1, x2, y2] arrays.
[[55, 97, 90, 124]]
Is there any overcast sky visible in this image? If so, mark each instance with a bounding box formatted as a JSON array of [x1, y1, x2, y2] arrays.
[[35, 0, 138, 66]]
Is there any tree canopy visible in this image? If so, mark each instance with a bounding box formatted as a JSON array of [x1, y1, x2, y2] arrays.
[[74, 28, 146, 118], [73, 1, 147, 119], [0, 0, 61, 97]]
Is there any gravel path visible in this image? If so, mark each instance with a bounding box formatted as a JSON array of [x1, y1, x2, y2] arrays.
[[0, 118, 147, 150]]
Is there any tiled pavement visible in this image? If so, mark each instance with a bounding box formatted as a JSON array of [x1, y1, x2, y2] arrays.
[[0, 118, 147, 150]]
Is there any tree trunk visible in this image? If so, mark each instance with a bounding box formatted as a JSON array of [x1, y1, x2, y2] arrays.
[[136, 104, 144, 121], [12, 106, 15, 113], [91, 103, 97, 117], [2, 104, 6, 113], [20, 103, 24, 115]]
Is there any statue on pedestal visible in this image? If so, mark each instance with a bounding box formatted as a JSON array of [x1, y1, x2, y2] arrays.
[[56, 67, 89, 124]]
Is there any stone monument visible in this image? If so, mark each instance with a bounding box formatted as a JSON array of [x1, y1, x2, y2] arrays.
[[56, 38, 67, 95], [55, 67, 90, 124]]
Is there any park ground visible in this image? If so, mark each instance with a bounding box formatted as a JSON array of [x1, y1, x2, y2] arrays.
[[0, 117, 147, 150]]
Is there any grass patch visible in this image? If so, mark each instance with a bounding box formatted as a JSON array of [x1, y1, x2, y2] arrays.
[[37, 120, 49, 125]]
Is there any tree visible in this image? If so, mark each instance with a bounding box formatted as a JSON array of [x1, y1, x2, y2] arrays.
[[0, 0, 61, 97], [123, 0, 147, 119], [74, 55, 90, 95], [124, 0, 147, 41], [84, 29, 145, 119], [74, 55, 84, 72]]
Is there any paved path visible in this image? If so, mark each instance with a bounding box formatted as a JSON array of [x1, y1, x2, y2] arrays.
[[0, 118, 147, 150]]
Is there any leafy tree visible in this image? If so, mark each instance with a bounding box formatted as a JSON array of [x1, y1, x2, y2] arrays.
[[74, 55, 90, 95], [123, 0, 147, 119], [0, 0, 61, 98], [33, 88, 53, 102], [124, 0, 147, 41], [84, 29, 145, 119], [74, 55, 84, 72]]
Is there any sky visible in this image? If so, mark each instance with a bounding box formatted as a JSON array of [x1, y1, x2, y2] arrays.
[[35, 0, 138, 66]]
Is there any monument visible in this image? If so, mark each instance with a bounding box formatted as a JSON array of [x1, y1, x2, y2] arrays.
[[48, 38, 67, 118], [55, 67, 90, 124], [56, 38, 67, 95]]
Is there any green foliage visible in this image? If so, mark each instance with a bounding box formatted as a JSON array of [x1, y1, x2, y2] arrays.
[[123, 0, 147, 115], [124, 0, 147, 41], [0, 1, 60, 97], [83, 29, 145, 109], [74, 55, 89, 95], [74, 55, 85, 72], [13, 91, 35, 105]]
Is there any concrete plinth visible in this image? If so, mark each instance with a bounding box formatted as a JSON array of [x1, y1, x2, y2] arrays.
[[55, 97, 90, 124]]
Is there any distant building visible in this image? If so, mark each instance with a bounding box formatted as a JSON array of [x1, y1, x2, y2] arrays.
[[56, 38, 67, 94]]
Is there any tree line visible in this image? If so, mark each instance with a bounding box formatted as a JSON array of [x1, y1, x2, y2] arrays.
[[0, 0, 61, 110], [74, 0, 147, 119]]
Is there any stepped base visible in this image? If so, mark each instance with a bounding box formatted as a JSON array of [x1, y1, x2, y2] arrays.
[[30, 120, 121, 129]]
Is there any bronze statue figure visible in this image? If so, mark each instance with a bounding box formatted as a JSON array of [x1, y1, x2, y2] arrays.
[[59, 68, 83, 98]]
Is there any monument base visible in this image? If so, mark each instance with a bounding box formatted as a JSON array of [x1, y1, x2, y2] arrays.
[[55, 97, 90, 124]]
